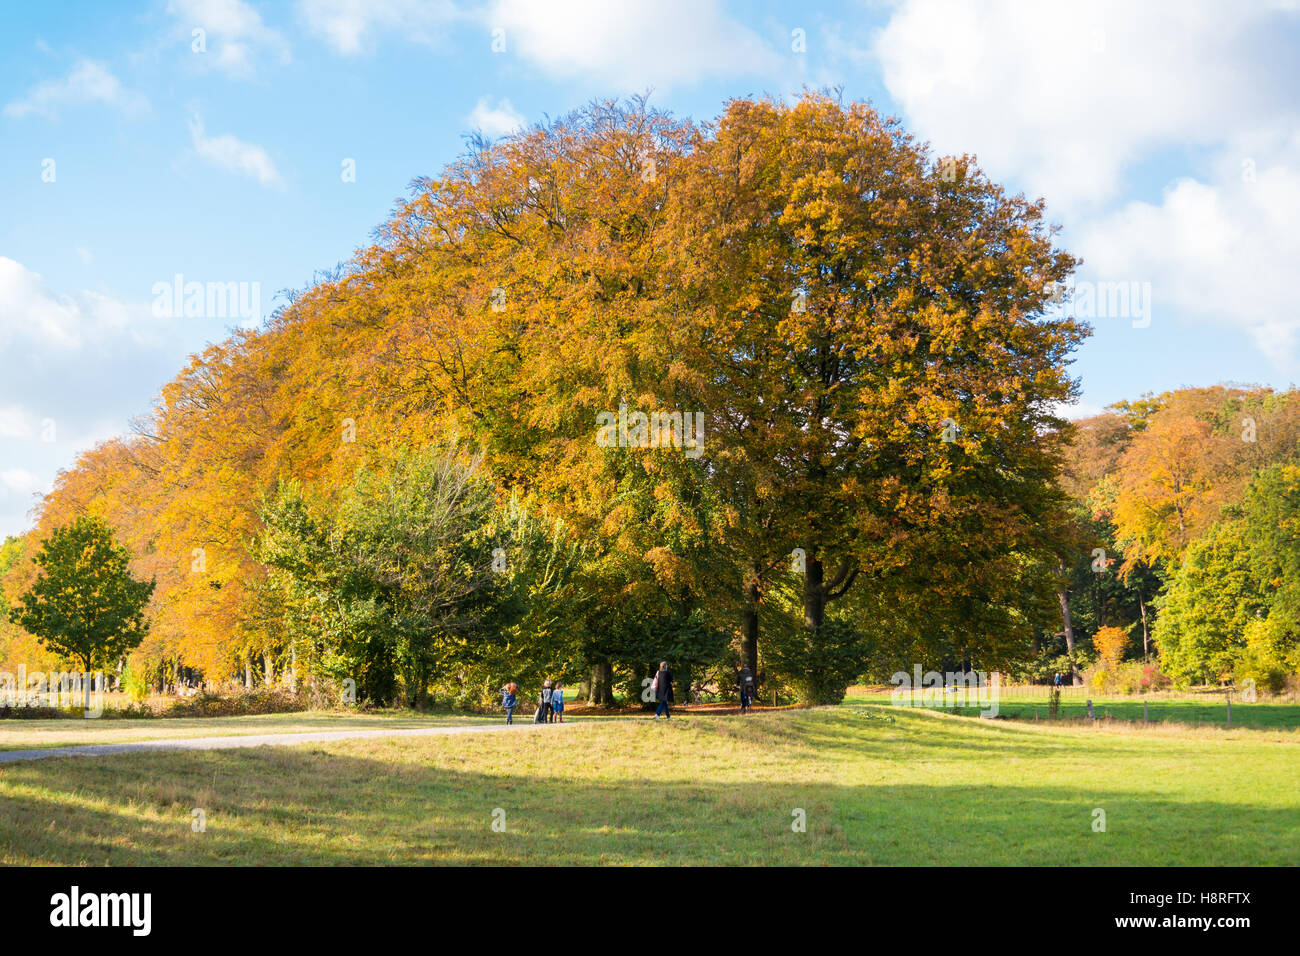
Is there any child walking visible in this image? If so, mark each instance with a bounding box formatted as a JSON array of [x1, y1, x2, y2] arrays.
[[501, 682, 518, 724], [550, 682, 565, 723]]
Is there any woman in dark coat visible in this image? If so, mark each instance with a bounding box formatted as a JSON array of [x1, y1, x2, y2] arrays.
[[653, 661, 673, 719]]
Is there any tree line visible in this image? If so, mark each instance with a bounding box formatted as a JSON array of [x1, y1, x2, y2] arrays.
[[4, 94, 1291, 707]]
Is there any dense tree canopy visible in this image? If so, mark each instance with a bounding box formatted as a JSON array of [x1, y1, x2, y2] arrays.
[[6, 93, 1294, 703]]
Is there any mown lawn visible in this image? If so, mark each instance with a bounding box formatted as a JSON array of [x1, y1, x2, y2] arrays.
[[1, 704, 1296, 865], [0, 711, 495, 751], [894, 697, 1300, 730], [849, 686, 1300, 730]]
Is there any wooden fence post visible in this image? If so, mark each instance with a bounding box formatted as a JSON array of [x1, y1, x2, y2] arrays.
[[1226, 692, 1231, 728]]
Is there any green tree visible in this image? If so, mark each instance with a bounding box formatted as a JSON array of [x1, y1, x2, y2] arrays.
[[1238, 617, 1298, 696], [764, 617, 873, 705], [255, 444, 503, 706], [1152, 521, 1267, 685], [1241, 462, 1300, 625], [8, 517, 155, 700]]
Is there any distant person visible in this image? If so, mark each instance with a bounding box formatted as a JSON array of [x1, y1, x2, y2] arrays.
[[551, 682, 565, 723], [500, 682, 518, 725], [537, 679, 553, 723], [1053, 672, 1063, 688], [738, 661, 754, 713], [653, 661, 673, 719]]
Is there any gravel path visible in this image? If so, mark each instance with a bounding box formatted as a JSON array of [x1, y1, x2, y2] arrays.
[[0, 722, 563, 764]]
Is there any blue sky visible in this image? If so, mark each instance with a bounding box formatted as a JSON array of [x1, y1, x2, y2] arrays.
[[2, 0, 1299, 536]]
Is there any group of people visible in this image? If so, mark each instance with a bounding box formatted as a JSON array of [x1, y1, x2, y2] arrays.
[[500, 660, 759, 724], [499, 679, 565, 725]]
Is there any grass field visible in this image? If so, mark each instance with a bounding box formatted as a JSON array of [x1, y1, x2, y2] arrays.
[[0, 712, 495, 752], [848, 688, 1300, 731], [1, 702, 1296, 865]]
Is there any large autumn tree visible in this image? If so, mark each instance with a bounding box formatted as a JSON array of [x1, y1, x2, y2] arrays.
[[650, 94, 1085, 666]]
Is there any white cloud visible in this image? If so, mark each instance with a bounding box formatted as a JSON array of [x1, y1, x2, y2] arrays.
[[468, 96, 525, 138], [0, 406, 36, 440], [873, 0, 1300, 212], [486, 0, 782, 89], [0, 257, 127, 349], [297, 0, 458, 55], [169, 0, 291, 77], [3, 60, 148, 120], [1051, 399, 1107, 421], [189, 113, 283, 187], [1076, 128, 1300, 367], [0, 257, 171, 352], [0, 469, 43, 499], [0, 260, 202, 536]]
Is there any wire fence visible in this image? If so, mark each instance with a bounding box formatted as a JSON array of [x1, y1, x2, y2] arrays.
[[849, 680, 1299, 729]]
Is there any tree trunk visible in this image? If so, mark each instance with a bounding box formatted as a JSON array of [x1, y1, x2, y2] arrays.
[[244, 657, 252, 690], [803, 556, 825, 629], [1138, 593, 1150, 658], [587, 661, 614, 706], [263, 651, 272, 688], [742, 576, 759, 676], [1056, 559, 1081, 685], [82, 655, 93, 712]]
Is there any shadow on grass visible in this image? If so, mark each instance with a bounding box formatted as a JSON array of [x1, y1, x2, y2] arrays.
[[0, 730, 1295, 866]]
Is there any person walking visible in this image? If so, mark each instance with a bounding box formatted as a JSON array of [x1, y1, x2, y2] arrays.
[[500, 682, 518, 725], [653, 661, 673, 719], [737, 661, 754, 713], [537, 679, 554, 723], [551, 682, 565, 723]]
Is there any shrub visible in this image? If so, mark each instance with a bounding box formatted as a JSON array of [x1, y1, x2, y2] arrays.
[[0, 703, 68, 720], [1084, 660, 1170, 694], [121, 664, 150, 703], [110, 700, 154, 719], [764, 620, 872, 705], [1085, 665, 1110, 692], [1238, 617, 1297, 696], [162, 687, 307, 718], [1114, 661, 1171, 694], [1093, 625, 1130, 670]]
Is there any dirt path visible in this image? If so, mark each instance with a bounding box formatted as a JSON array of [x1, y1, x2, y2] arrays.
[[0, 721, 565, 765]]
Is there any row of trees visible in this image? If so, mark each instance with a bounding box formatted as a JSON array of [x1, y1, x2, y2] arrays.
[[13, 94, 1289, 706], [1045, 386, 1300, 691]]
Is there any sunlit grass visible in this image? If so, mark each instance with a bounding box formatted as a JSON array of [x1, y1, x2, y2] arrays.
[[846, 685, 1300, 731], [0, 711, 496, 751], [0, 705, 1295, 865]]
